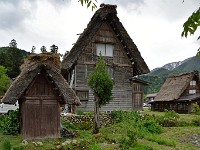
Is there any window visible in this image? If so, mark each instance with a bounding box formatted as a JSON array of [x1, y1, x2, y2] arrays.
[[76, 91, 89, 101], [189, 90, 196, 94], [96, 43, 114, 57], [190, 80, 196, 86]]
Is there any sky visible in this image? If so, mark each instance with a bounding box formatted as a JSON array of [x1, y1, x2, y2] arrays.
[[0, 0, 199, 70]]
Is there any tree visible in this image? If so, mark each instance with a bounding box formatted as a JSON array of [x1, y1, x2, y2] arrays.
[[0, 66, 12, 96], [79, 0, 97, 11], [50, 44, 58, 53], [182, 7, 200, 53], [9, 39, 17, 48], [87, 54, 113, 134], [40, 46, 47, 53], [31, 46, 36, 54]]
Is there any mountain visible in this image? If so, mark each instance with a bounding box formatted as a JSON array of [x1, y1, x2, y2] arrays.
[[140, 56, 200, 94]]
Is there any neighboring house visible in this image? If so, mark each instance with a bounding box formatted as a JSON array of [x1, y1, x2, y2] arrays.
[[151, 71, 200, 113], [2, 53, 80, 139], [61, 4, 149, 112], [146, 93, 157, 103]]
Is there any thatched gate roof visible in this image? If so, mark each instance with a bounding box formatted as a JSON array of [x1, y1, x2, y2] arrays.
[[61, 4, 149, 76], [2, 53, 80, 105], [154, 71, 199, 101]]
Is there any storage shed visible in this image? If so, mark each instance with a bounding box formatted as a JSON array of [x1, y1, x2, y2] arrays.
[[2, 53, 80, 139]]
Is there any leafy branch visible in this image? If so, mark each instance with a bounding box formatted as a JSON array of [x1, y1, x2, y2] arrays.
[[181, 7, 200, 54], [79, 0, 98, 11]]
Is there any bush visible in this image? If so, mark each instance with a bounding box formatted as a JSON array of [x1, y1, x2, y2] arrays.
[[192, 102, 200, 115], [1, 109, 20, 135], [142, 115, 162, 134], [61, 119, 76, 130], [192, 116, 200, 126], [119, 129, 138, 149], [157, 110, 179, 127]]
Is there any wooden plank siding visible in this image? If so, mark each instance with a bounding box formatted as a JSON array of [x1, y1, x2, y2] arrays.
[[21, 74, 60, 139], [65, 23, 144, 112]]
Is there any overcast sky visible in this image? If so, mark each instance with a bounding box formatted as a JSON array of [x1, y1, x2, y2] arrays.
[[0, 0, 199, 70]]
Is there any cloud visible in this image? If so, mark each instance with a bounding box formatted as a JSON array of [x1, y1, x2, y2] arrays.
[[0, 0, 71, 30]]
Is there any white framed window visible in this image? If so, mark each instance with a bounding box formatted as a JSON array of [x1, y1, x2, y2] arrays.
[[96, 43, 114, 57], [190, 80, 196, 86], [189, 90, 196, 94]]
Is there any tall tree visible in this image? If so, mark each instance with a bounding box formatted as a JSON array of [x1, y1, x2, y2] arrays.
[[88, 54, 113, 134]]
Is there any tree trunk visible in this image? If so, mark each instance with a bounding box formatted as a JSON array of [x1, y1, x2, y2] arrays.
[[93, 94, 100, 134]]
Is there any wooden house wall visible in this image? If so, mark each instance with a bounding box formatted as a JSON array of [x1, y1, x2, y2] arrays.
[[181, 80, 200, 97], [67, 23, 143, 112]]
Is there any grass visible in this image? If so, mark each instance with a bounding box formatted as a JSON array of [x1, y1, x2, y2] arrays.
[[0, 110, 200, 149]]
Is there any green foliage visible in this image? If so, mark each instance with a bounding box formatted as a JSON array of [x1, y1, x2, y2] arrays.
[[192, 102, 200, 115], [79, 0, 97, 11], [141, 115, 162, 134], [89, 142, 101, 150], [61, 119, 77, 130], [0, 66, 12, 96], [145, 134, 176, 147], [111, 110, 162, 136], [119, 129, 138, 149], [182, 7, 200, 53], [76, 109, 84, 115], [0, 109, 20, 135], [1, 140, 11, 150], [139, 75, 165, 94], [88, 55, 113, 106], [157, 110, 180, 127], [192, 116, 200, 126], [0, 46, 30, 78]]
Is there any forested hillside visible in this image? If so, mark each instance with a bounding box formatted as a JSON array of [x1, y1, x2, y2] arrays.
[[140, 56, 200, 94], [0, 46, 30, 78]]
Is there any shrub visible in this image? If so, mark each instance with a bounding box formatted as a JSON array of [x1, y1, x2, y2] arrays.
[[157, 110, 179, 127], [119, 129, 138, 149], [192, 116, 200, 126], [61, 119, 76, 130], [1, 109, 20, 135], [142, 115, 162, 134], [77, 109, 84, 115], [192, 102, 200, 115]]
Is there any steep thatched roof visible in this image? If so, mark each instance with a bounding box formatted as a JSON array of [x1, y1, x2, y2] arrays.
[[61, 4, 149, 76], [154, 71, 199, 101], [2, 53, 80, 105]]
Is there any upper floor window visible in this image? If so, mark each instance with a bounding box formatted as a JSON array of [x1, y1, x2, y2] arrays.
[[189, 89, 196, 95], [190, 80, 196, 86], [96, 43, 113, 57]]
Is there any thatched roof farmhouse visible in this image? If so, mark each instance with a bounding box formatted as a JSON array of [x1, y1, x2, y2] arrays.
[[151, 71, 200, 113], [61, 4, 149, 112]]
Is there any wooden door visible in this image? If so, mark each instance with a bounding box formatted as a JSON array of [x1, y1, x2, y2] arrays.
[[22, 74, 60, 139]]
